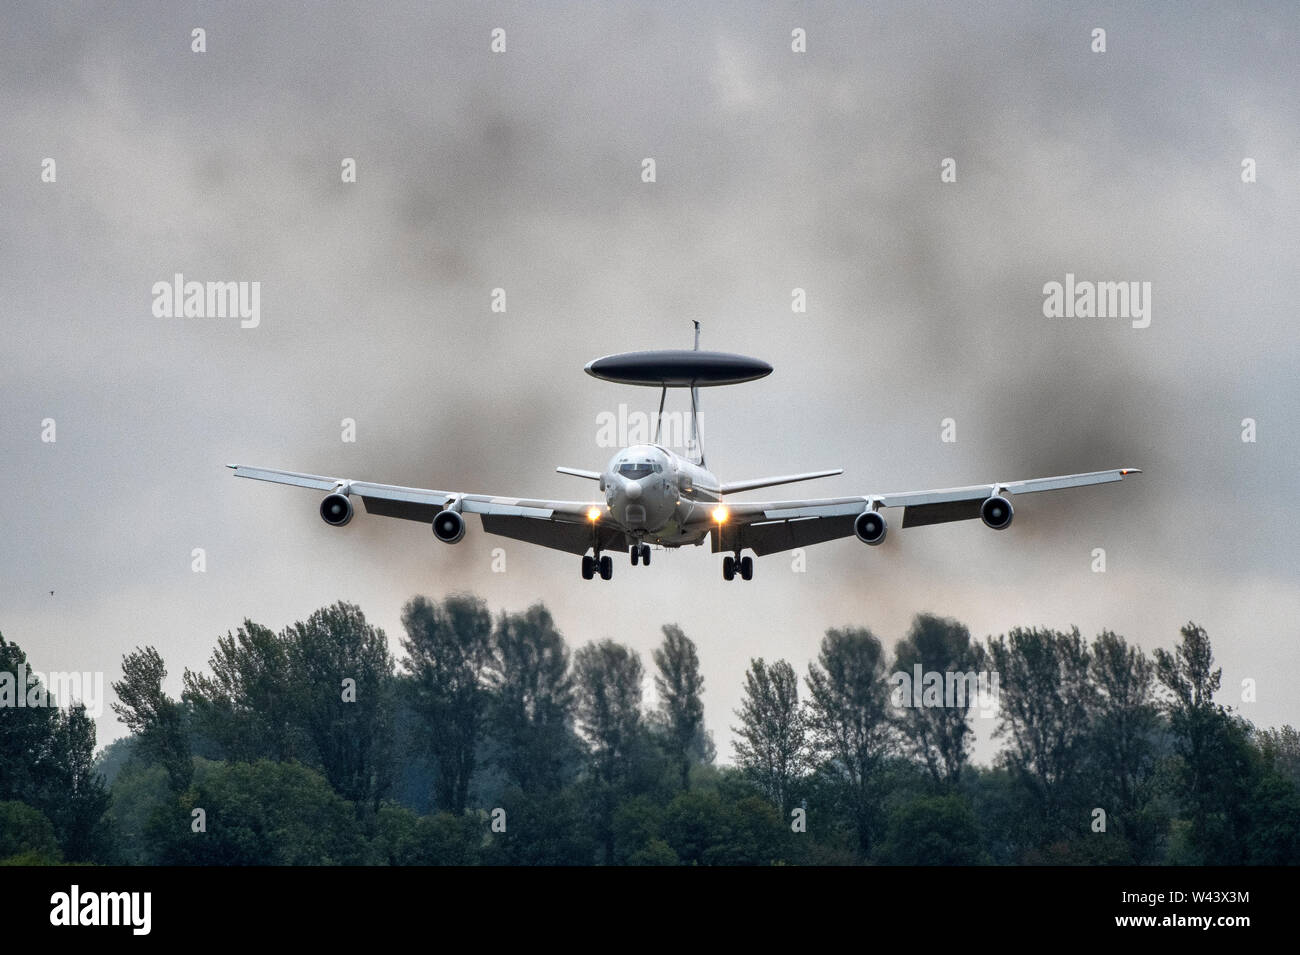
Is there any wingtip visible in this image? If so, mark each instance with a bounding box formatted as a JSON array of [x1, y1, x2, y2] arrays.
[[226, 463, 237, 470], [1121, 468, 1142, 476]]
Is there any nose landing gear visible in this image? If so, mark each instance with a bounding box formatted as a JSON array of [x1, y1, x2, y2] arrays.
[[630, 543, 651, 566]]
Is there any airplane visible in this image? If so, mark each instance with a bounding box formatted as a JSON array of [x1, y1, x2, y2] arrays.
[[228, 325, 1140, 581]]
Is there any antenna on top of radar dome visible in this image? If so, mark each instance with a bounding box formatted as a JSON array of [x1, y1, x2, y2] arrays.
[[690, 322, 703, 464]]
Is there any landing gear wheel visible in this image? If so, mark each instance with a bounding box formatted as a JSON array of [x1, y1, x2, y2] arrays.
[[599, 555, 613, 580], [722, 555, 736, 581], [581, 555, 595, 580], [640, 544, 651, 566], [630, 545, 640, 566], [739, 555, 753, 580]]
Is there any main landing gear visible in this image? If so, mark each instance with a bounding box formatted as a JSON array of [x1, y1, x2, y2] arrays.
[[722, 553, 753, 581], [629, 543, 652, 566], [581, 553, 613, 581]]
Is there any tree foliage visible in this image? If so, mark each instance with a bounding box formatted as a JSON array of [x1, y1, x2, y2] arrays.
[[892, 613, 987, 786], [651, 624, 714, 788], [8, 600, 1296, 866], [402, 594, 492, 814], [487, 603, 578, 793], [806, 627, 894, 856], [732, 658, 806, 816], [987, 626, 1094, 835]]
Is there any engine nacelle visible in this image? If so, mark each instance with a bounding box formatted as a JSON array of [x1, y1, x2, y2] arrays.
[[980, 495, 1014, 530], [320, 493, 354, 526], [432, 509, 466, 544], [854, 510, 887, 545]]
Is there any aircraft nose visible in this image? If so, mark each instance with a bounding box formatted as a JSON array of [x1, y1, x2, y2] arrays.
[[624, 481, 642, 501]]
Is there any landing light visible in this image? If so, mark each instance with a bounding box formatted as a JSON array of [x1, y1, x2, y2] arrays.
[[587, 506, 602, 522], [712, 506, 729, 523]]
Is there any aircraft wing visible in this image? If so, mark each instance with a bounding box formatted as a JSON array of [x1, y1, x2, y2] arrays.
[[227, 464, 621, 555], [701, 468, 1141, 556]]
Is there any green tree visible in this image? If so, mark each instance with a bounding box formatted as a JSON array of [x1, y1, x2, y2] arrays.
[[402, 594, 493, 814], [484, 786, 597, 865], [487, 603, 578, 793], [1086, 630, 1164, 860], [284, 602, 396, 810], [1242, 766, 1300, 864], [651, 624, 714, 788], [44, 702, 111, 860], [112, 646, 193, 792], [1257, 724, 1300, 789], [1154, 622, 1257, 863], [892, 613, 987, 786], [659, 788, 788, 866], [0, 634, 51, 805], [92, 736, 138, 787], [0, 634, 108, 861], [986, 626, 1093, 836], [0, 801, 61, 864], [161, 759, 369, 865], [104, 761, 173, 865], [183, 621, 301, 762], [965, 766, 1034, 864], [372, 806, 483, 865], [877, 794, 986, 865], [806, 627, 894, 859], [573, 639, 644, 864], [732, 658, 805, 816]]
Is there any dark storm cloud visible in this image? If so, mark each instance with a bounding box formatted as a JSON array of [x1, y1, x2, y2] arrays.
[[2, 1, 1297, 760]]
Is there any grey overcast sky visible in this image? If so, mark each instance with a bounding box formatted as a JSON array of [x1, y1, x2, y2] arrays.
[[2, 1, 1298, 762]]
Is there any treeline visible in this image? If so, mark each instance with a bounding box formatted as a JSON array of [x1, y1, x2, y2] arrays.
[[2, 601, 1298, 865]]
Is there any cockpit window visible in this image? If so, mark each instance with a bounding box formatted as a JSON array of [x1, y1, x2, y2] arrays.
[[618, 462, 654, 480]]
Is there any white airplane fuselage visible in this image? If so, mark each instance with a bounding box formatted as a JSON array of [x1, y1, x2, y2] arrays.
[[600, 444, 719, 546]]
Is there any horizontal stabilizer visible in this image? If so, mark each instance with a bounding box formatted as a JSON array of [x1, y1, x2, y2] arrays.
[[721, 469, 843, 495], [228, 464, 340, 491], [556, 466, 602, 480]]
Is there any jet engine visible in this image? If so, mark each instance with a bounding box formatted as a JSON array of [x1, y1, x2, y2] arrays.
[[981, 495, 1014, 530], [320, 493, 354, 526], [432, 509, 467, 544], [854, 510, 887, 545]]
